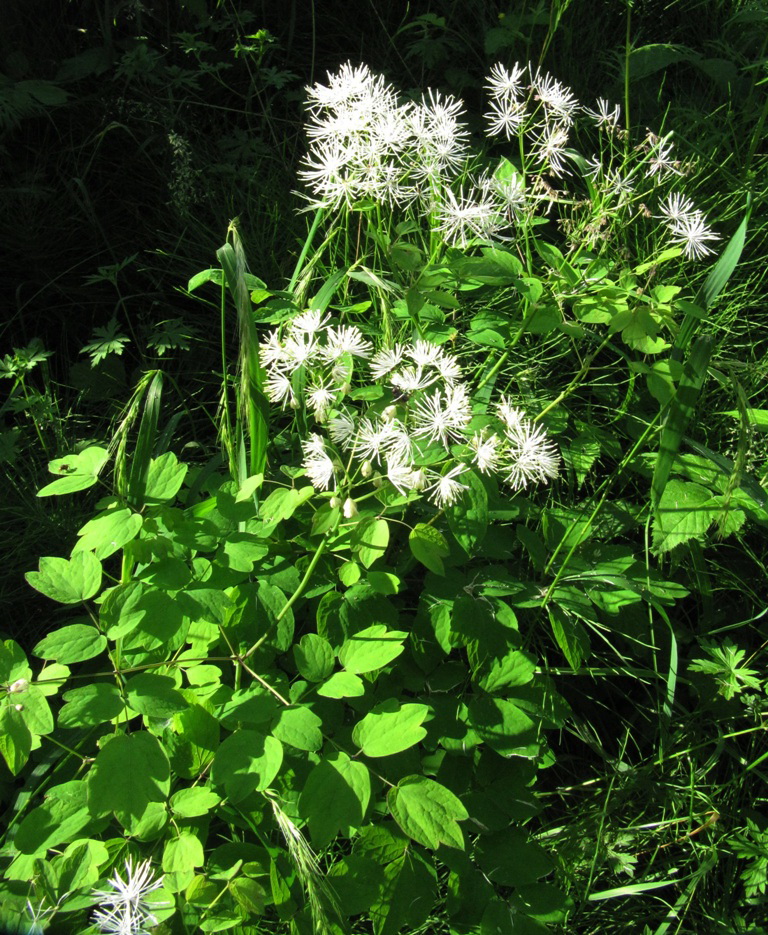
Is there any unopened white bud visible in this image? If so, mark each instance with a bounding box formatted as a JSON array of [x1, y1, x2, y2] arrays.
[[14, 704, 23, 711], [342, 497, 358, 519], [381, 405, 397, 422], [330, 496, 342, 509], [411, 469, 427, 491], [361, 460, 373, 478], [289, 397, 301, 410], [8, 679, 28, 694]]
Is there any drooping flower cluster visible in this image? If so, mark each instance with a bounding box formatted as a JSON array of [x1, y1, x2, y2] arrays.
[[261, 316, 560, 509], [91, 858, 166, 935]]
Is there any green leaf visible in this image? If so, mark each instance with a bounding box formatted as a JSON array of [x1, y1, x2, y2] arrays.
[[367, 571, 400, 595], [354, 518, 390, 569], [467, 697, 539, 757], [409, 524, 450, 576], [339, 561, 362, 586], [170, 786, 222, 818], [270, 705, 323, 751], [125, 673, 188, 719], [353, 702, 429, 757], [259, 486, 313, 524], [299, 751, 371, 848], [37, 446, 109, 496], [58, 683, 125, 728], [652, 479, 719, 553], [144, 452, 188, 504], [87, 732, 171, 825], [25, 552, 102, 604], [370, 849, 437, 935], [236, 473, 264, 501], [32, 623, 106, 663], [446, 470, 488, 555], [476, 828, 553, 886], [257, 582, 294, 652], [293, 634, 335, 682], [0, 639, 31, 684], [339, 625, 408, 674], [73, 508, 143, 559], [212, 730, 283, 802], [316, 671, 365, 698], [8, 683, 54, 735], [14, 781, 92, 854], [163, 832, 205, 873], [388, 775, 467, 849], [548, 604, 590, 671], [0, 706, 31, 775]]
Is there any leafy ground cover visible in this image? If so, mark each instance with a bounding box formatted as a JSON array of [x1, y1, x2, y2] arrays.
[[1, 2, 767, 934]]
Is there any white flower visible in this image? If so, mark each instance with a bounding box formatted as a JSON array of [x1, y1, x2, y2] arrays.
[[291, 309, 331, 334], [496, 396, 525, 431], [328, 410, 357, 448], [486, 62, 528, 101], [485, 95, 527, 139], [584, 98, 621, 130], [265, 371, 296, 407], [407, 340, 444, 369], [390, 365, 438, 394], [411, 384, 472, 448], [307, 380, 336, 420], [386, 457, 421, 495], [370, 345, 406, 380], [282, 332, 318, 371], [355, 417, 399, 463], [668, 211, 720, 260], [433, 186, 502, 247], [259, 329, 286, 371], [530, 68, 580, 126], [410, 89, 470, 180], [91, 858, 166, 935], [434, 353, 462, 384], [530, 123, 571, 177], [503, 418, 560, 489], [645, 133, 682, 180], [656, 191, 697, 225], [321, 325, 373, 361], [302, 434, 336, 490], [425, 463, 469, 508], [481, 170, 527, 222], [468, 431, 503, 474]]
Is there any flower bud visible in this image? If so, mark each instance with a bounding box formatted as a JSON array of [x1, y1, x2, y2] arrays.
[[361, 460, 373, 478], [8, 678, 28, 694], [330, 496, 342, 509], [342, 497, 358, 519], [14, 704, 23, 711], [382, 405, 397, 422]]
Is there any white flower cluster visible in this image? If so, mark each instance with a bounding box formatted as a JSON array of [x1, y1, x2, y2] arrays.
[[91, 858, 166, 935], [299, 61, 718, 261], [261, 318, 560, 509], [260, 309, 372, 416], [300, 62, 469, 212]]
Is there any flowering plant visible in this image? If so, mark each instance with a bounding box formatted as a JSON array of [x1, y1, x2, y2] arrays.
[[1, 55, 752, 935]]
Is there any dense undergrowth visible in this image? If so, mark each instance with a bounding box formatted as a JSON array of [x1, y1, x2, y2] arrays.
[[1, 2, 767, 934]]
